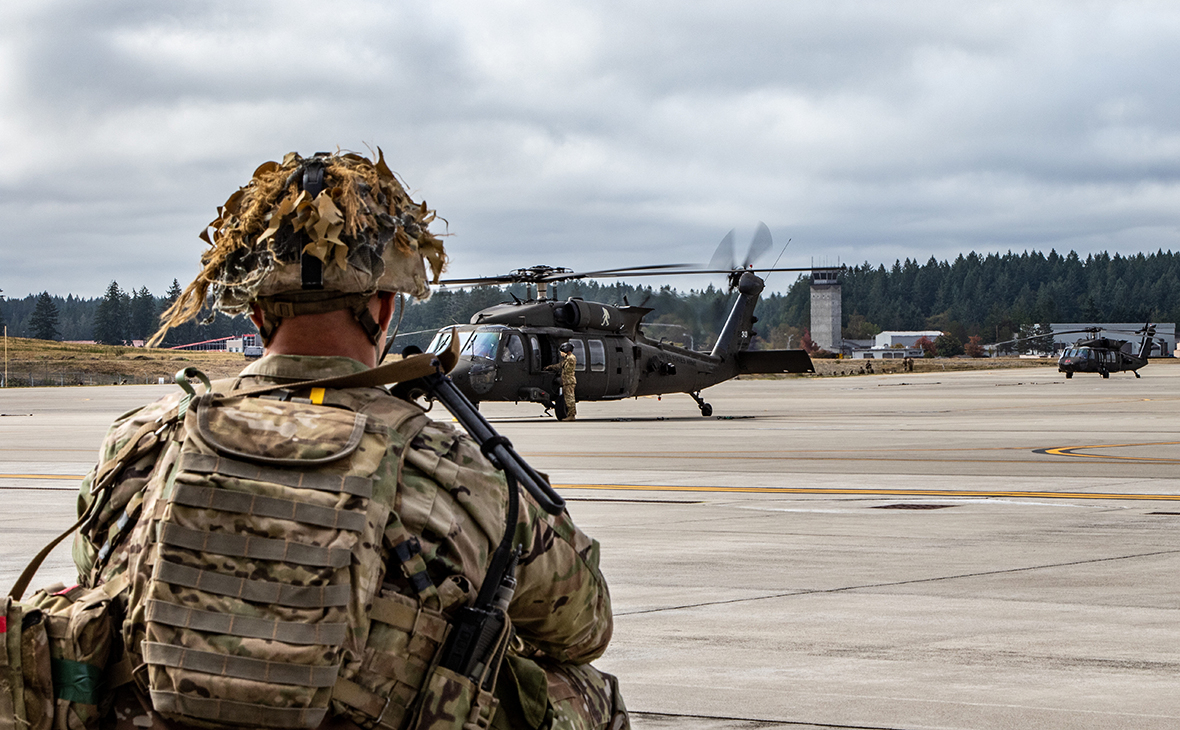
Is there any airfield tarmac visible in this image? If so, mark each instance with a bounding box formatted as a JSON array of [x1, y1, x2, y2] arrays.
[[2, 363, 1179, 729]]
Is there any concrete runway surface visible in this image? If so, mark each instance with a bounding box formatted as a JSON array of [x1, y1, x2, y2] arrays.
[[3, 363, 1179, 729]]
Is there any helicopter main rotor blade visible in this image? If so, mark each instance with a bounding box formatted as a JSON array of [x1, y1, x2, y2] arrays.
[[709, 229, 736, 271], [538, 263, 700, 282], [436, 275, 521, 286], [742, 221, 773, 269]]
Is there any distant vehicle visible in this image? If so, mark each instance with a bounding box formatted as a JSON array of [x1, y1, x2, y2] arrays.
[[1056, 325, 1161, 379], [993, 324, 1164, 379], [412, 225, 818, 417]]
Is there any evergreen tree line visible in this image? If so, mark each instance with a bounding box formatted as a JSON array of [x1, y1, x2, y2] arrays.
[[0, 280, 249, 346], [751, 249, 1180, 349], [3, 248, 1178, 352]]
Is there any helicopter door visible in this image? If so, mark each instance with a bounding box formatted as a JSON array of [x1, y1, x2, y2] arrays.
[[501, 333, 526, 367]]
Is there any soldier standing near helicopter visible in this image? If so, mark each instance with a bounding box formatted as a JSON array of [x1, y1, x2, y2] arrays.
[[545, 342, 578, 420]]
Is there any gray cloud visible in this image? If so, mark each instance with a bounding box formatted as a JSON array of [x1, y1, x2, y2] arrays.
[[3, 0, 1180, 299]]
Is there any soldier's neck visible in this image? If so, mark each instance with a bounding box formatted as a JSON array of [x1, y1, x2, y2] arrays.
[[265, 310, 381, 368]]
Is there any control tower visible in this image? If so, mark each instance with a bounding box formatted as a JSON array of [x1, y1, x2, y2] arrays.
[[810, 266, 841, 352]]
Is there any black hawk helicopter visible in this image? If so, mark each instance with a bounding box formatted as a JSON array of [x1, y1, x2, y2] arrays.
[[1054, 324, 1163, 378], [414, 224, 818, 418], [992, 324, 1164, 379]]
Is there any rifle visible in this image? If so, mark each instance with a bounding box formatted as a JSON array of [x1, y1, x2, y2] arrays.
[[397, 350, 564, 682]]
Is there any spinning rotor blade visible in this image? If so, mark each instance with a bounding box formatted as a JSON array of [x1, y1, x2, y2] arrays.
[[685, 267, 816, 275], [709, 230, 736, 271], [743, 222, 773, 269], [539, 263, 699, 282], [436, 274, 522, 286]]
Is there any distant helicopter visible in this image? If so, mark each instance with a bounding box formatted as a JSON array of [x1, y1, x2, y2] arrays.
[[413, 225, 819, 417], [1055, 324, 1162, 378], [992, 324, 1164, 379]]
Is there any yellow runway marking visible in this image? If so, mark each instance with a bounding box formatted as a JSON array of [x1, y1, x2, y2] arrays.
[[553, 484, 1180, 501], [1038, 442, 1180, 463]]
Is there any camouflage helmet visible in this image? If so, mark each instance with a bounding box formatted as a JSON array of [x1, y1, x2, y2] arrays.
[[151, 149, 447, 346]]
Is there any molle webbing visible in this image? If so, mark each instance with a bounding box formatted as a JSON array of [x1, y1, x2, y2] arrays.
[[143, 643, 339, 687], [149, 692, 328, 729], [144, 600, 347, 646], [139, 389, 389, 729], [157, 523, 352, 569], [179, 452, 374, 497], [152, 561, 351, 608], [170, 483, 367, 532]]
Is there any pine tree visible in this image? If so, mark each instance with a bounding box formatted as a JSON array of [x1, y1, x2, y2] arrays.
[[160, 279, 189, 346], [129, 286, 157, 342], [93, 281, 128, 345], [29, 292, 60, 341]]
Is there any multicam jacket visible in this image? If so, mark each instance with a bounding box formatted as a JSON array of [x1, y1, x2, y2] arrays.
[[545, 353, 576, 387], [71, 354, 613, 727]]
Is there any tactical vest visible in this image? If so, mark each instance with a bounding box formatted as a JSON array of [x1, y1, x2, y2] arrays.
[[7, 378, 507, 730]]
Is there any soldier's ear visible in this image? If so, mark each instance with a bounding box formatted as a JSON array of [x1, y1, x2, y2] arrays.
[[375, 293, 395, 331], [249, 303, 264, 331]]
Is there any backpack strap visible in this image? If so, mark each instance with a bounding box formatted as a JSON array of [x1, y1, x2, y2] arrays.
[[8, 407, 181, 601], [222, 335, 461, 402]]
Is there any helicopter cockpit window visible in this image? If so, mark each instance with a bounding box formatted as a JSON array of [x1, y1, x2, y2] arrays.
[[502, 334, 525, 363], [464, 332, 500, 360], [427, 329, 454, 354], [570, 340, 586, 372], [588, 339, 606, 372]]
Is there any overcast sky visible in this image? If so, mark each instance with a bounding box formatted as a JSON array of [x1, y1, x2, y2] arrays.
[[3, 0, 1180, 299]]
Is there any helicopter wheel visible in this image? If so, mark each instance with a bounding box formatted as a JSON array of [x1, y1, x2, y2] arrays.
[[1135, 370, 1141, 378], [1101, 370, 1110, 379], [688, 391, 713, 417], [1065, 371, 1073, 379]]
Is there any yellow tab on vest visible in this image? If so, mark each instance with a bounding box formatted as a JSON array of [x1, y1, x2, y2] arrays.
[[310, 388, 326, 405]]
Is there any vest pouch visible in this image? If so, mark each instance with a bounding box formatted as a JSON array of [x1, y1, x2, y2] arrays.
[[22, 583, 119, 730], [407, 608, 509, 730], [409, 666, 497, 730], [1, 597, 53, 730], [130, 394, 388, 729]]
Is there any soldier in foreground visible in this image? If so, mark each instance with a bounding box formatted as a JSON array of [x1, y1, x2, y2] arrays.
[[5, 151, 627, 730], [544, 343, 577, 421]]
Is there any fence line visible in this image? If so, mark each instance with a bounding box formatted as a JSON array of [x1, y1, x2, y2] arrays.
[[1, 370, 171, 387]]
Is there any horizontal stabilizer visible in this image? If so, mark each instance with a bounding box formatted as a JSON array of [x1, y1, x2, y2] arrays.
[[736, 349, 815, 374]]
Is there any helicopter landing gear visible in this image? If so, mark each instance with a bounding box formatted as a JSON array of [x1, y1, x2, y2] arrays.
[[1065, 371, 1073, 379], [1101, 369, 1110, 379], [688, 391, 713, 417], [1134, 370, 1141, 378], [552, 391, 568, 421]]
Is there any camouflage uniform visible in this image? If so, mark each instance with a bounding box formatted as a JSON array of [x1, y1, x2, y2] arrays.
[[72, 354, 626, 729], [544, 353, 577, 421]]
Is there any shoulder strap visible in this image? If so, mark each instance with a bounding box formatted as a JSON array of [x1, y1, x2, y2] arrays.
[[223, 336, 460, 402], [8, 406, 180, 601]]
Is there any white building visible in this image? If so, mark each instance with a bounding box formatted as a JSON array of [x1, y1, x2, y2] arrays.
[[874, 330, 944, 349]]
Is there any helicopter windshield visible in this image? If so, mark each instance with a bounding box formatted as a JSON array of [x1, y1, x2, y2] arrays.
[[464, 332, 500, 360]]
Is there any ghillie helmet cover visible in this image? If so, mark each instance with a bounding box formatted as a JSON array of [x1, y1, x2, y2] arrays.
[[150, 149, 447, 346]]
